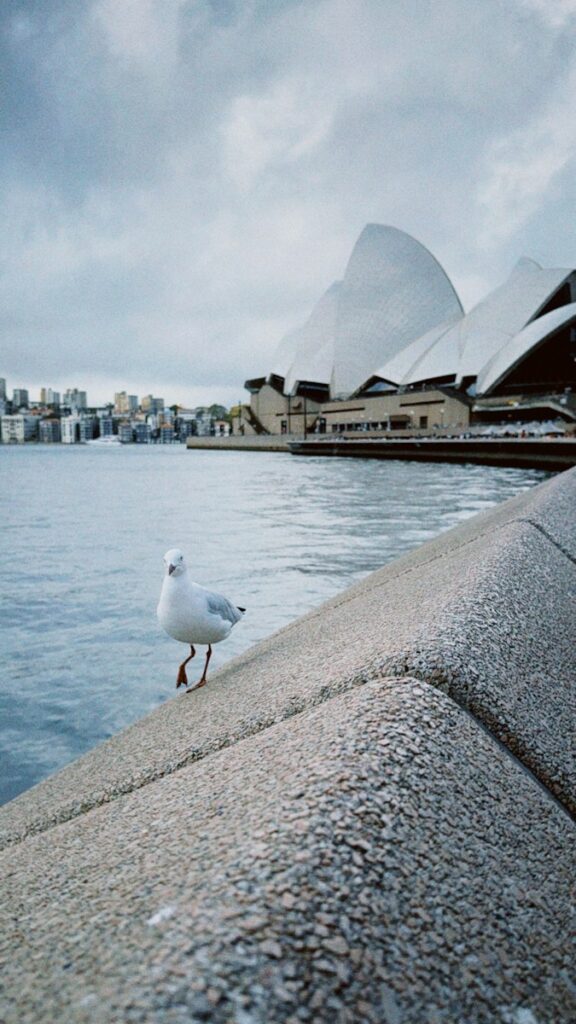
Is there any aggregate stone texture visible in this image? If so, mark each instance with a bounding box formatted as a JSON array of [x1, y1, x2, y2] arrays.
[[1, 680, 574, 1024], [508, 463, 576, 561], [1, 470, 575, 848]]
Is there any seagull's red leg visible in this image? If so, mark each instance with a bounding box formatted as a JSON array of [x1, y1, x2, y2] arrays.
[[197, 644, 212, 687], [176, 645, 196, 688], [188, 644, 212, 691]]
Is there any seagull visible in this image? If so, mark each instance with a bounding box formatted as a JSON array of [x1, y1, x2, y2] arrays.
[[157, 548, 245, 692]]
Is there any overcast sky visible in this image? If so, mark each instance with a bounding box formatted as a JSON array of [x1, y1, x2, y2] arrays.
[[2, 0, 576, 408]]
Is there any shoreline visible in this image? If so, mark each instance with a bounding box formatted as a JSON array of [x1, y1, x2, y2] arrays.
[[1, 470, 575, 1021], [289, 436, 576, 470], [186, 433, 576, 469]]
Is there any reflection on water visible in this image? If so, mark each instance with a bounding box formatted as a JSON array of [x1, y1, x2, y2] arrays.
[[0, 445, 548, 804]]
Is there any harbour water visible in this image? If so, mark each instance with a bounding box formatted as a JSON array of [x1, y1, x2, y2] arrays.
[[0, 445, 548, 805]]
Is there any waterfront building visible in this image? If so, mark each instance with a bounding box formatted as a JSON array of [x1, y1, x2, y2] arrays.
[[79, 417, 98, 442], [159, 424, 175, 443], [63, 388, 87, 411], [39, 418, 61, 443], [118, 421, 134, 444], [12, 388, 29, 409], [175, 408, 198, 438], [1, 414, 38, 443], [61, 416, 81, 444], [178, 419, 197, 440], [244, 224, 576, 436], [98, 416, 114, 437], [133, 422, 151, 444], [0, 378, 6, 401], [194, 409, 214, 436]]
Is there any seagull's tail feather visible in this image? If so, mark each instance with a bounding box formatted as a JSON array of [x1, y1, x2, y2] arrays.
[[237, 606, 246, 613]]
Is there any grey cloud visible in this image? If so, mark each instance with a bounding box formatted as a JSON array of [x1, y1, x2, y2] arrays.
[[1, 0, 576, 405]]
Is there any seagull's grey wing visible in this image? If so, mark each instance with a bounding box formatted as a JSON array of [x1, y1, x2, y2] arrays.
[[207, 592, 243, 625]]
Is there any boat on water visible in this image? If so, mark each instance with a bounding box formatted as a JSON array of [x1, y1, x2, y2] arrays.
[[86, 436, 123, 447]]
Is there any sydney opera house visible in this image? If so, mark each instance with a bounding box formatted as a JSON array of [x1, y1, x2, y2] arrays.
[[243, 225, 576, 436]]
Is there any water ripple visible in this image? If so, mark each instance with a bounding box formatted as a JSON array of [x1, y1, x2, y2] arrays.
[[0, 444, 547, 804]]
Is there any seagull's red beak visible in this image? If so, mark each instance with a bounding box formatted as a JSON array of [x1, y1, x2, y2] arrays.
[[168, 564, 176, 575]]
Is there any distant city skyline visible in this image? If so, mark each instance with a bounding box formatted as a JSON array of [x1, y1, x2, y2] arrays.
[[1, 375, 231, 411], [0, 373, 231, 444], [2, 1, 576, 407], [4, 377, 233, 411]]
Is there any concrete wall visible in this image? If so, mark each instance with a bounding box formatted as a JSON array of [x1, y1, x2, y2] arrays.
[[321, 388, 470, 433], [187, 434, 294, 451], [1, 470, 575, 1023], [248, 384, 321, 436], [248, 385, 471, 436]]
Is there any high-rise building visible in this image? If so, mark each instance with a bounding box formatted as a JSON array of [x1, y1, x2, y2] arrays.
[[40, 388, 61, 407], [0, 378, 6, 401], [114, 392, 138, 414], [141, 394, 164, 414], [12, 388, 29, 409], [63, 388, 87, 410]]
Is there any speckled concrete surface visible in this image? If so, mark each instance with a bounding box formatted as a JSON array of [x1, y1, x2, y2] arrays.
[[510, 464, 576, 560], [1, 680, 574, 1024], [1, 470, 575, 848]]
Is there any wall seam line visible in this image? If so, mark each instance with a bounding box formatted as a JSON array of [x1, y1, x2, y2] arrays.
[[519, 517, 576, 567]]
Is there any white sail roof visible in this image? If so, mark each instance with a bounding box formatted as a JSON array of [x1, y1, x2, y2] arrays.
[[269, 327, 303, 379], [284, 282, 340, 394], [477, 301, 576, 395], [330, 225, 463, 398], [261, 229, 576, 403], [368, 258, 574, 390], [453, 258, 573, 384], [369, 315, 462, 388]]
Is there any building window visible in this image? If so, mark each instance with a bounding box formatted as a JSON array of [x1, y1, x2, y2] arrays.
[[419, 416, 428, 429]]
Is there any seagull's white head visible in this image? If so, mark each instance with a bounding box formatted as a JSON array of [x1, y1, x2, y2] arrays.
[[163, 548, 186, 577]]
